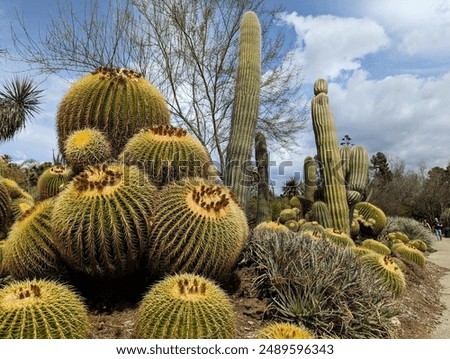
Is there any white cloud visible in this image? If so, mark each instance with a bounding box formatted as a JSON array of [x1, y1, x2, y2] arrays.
[[358, 0, 450, 57], [281, 13, 390, 82], [328, 70, 450, 169]]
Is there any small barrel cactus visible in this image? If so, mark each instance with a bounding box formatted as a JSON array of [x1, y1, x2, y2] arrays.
[[0, 279, 89, 338], [136, 273, 235, 339], [148, 178, 248, 281], [284, 220, 299, 232], [257, 322, 314, 339], [360, 239, 391, 256], [278, 208, 297, 224], [325, 228, 355, 248], [120, 125, 216, 185], [64, 128, 112, 173], [52, 164, 156, 277], [298, 221, 326, 240], [36, 165, 73, 200], [359, 253, 406, 298], [56, 66, 170, 158], [254, 221, 290, 234], [3, 199, 64, 280], [408, 239, 428, 252], [10, 196, 34, 220], [392, 243, 425, 267], [354, 202, 387, 236]]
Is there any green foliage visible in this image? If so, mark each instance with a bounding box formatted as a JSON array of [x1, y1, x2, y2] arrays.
[[257, 322, 314, 339], [121, 125, 216, 186], [3, 199, 64, 280], [136, 273, 235, 339], [248, 230, 396, 338], [56, 67, 170, 158], [281, 177, 301, 199], [0, 279, 89, 338], [147, 178, 248, 281], [0, 77, 42, 141], [36, 165, 73, 200], [52, 164, 156, 278]]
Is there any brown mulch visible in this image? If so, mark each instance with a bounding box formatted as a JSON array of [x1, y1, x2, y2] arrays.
[[86, 257, 447, 339]]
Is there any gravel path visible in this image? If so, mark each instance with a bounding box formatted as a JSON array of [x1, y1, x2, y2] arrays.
[[428, 237, 450, 339]]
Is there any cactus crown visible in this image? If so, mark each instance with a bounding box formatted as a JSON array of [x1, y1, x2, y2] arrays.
[[92, 66, 142, 81], [146, 125, 187, 138], [73, 164, 123, 195], [174, 277, 207, 301], [48, 165, 69, 175], [187, 184, 238, 218], [3, 282, 43, 309]]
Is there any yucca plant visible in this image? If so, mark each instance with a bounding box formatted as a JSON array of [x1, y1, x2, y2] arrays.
[[0, 77, 42, 141]]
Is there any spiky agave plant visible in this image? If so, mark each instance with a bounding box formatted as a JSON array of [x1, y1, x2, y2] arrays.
[[0, 77, 42, 141], [52, 164, 156, 277], [257, 322, 315, 339], [136, 273, 235, 339], [148, 178, 248, 281], [0, 279, 89, 338]]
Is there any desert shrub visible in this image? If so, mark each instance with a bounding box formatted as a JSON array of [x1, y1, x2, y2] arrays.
[[381, 216, 435, 247], [247, 230, 396, 338]]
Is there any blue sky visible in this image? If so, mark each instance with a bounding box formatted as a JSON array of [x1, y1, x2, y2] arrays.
[[1, 0, 449, 191]]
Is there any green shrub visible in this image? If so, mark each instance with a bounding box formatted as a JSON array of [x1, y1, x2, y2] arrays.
[[381, 217, 435, 247]]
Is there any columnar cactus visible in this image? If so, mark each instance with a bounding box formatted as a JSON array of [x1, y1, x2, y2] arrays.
[[120, 125, 216, 186], [147, 178, 248, 281], [224, 11, 261, 208], [347, 145, 369, 204], [0, 279, 89, 338], [52, 164, 156, 277], [303, 156, 317, 203], [255, 132, 271, 224], [3, 199, 63, 280], [136, 273, 235, 339], [56, 67, 170, 158], [36, 165, 72, 200], [64, 128, 112, 173], [311, 79, 350, 234], [308, 201, 333, 228], [257, 322, 314, 339]]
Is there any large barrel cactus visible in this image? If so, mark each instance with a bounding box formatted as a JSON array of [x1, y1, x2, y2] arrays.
[[56, 67, 170, 158], [257, 322, 314, 339], [136, 273, 235, 339], [121, 125, 216, 186], [36, 165, 73, 200], [0, 279, 89, 338], [147, 178, 249, 281], [64, 128, 112, 173], [52, 164, 156, 277], [3, 199, 63, 280]]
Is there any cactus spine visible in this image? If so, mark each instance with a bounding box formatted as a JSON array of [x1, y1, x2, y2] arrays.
[[0, 279, 89, 338], [311, 79, 350, 234], [148, 178, 248, 281], [136, 273, 235, 339], [56, 67, 170, 158], [224, 11, 261, 209], [255, 132, 271, 224], [52, 164, 156, 277], [3, 199, 63, 280]]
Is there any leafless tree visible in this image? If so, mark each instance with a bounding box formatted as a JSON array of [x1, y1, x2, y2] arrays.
[[11, 0, 307, 175]]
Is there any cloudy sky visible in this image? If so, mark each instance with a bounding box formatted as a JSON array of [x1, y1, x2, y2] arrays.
[[1, 0, 449, 191]]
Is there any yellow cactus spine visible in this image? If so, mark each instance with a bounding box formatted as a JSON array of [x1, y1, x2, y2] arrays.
[[257, 322, 314, 339]]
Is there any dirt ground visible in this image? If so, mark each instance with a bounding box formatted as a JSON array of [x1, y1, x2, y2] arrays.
[[86, 245, 449, 339]]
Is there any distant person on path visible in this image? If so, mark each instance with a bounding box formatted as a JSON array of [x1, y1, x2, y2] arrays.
[[434, 218, 444, 241], [422, 219, 432, 232]]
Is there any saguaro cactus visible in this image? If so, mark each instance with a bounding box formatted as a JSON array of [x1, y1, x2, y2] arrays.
[[255, 132, 271, 224], [311, 79, 350, 234], [224, 11, 261, 209]]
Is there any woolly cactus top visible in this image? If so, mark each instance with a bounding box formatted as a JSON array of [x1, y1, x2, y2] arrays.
[[72, 164, 125, 196], [1, 281, 44, 310], [92, 66, 143, 81], [47, 165, 70, 176], [187, 183, 238, 219]]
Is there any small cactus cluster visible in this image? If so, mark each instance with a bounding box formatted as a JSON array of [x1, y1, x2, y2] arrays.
[[136, 273, 235, 339], [392, 243, 426, 267]]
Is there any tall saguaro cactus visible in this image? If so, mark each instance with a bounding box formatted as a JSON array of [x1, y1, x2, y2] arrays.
[[255, 132, 271, 224], [224, 11, 261, 209], [311, 79, 350, 234]]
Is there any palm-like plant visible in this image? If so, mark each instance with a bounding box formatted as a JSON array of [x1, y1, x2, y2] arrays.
[[281, 177, 301, 199], [0, 77, 42, 141]]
